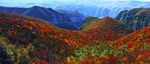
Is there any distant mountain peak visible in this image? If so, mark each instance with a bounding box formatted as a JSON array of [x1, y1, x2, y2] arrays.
[[32, 6, 42, 8]]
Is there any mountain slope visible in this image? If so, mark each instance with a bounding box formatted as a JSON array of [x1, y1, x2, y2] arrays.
[[0, 11, 87, 63], [81, 17, 99, 30], [116, 8, 150, 31], [57, 9, 86, 28], [81, 17, 133, 42], [111, 25, 150, 47], [0, 6, 71, 24], [71, 25, 150, 64], [0, 11, 149, 64], [0, 11, 96, 46], [0, 6, 79, 30]]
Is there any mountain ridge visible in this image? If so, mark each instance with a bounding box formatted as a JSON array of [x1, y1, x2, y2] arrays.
[[0, 6, 80, 30]]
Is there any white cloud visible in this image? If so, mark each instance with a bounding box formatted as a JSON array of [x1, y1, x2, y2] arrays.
[[136, 0, 150, 1], [1, 0, 150, 6]]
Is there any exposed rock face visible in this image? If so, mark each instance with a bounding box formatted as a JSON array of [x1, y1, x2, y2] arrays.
[[116, 8, 150, 31]]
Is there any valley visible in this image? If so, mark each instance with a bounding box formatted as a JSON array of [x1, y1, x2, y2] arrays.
[[0, 0, 150, 64]]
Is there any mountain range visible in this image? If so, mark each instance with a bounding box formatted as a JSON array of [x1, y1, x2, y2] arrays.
[[54, 1, 150, 18], [1, 1, 150, 18], [0, 1, 150, 63], [55, 5, 122, 18], [0, 6, 86, 30], [0, 6, 72, 24], [0, 10, 149, 63]]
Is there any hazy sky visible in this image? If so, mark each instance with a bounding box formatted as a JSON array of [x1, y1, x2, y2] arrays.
[[1, 0, 150, 7], [1, 0, 150, 3]]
